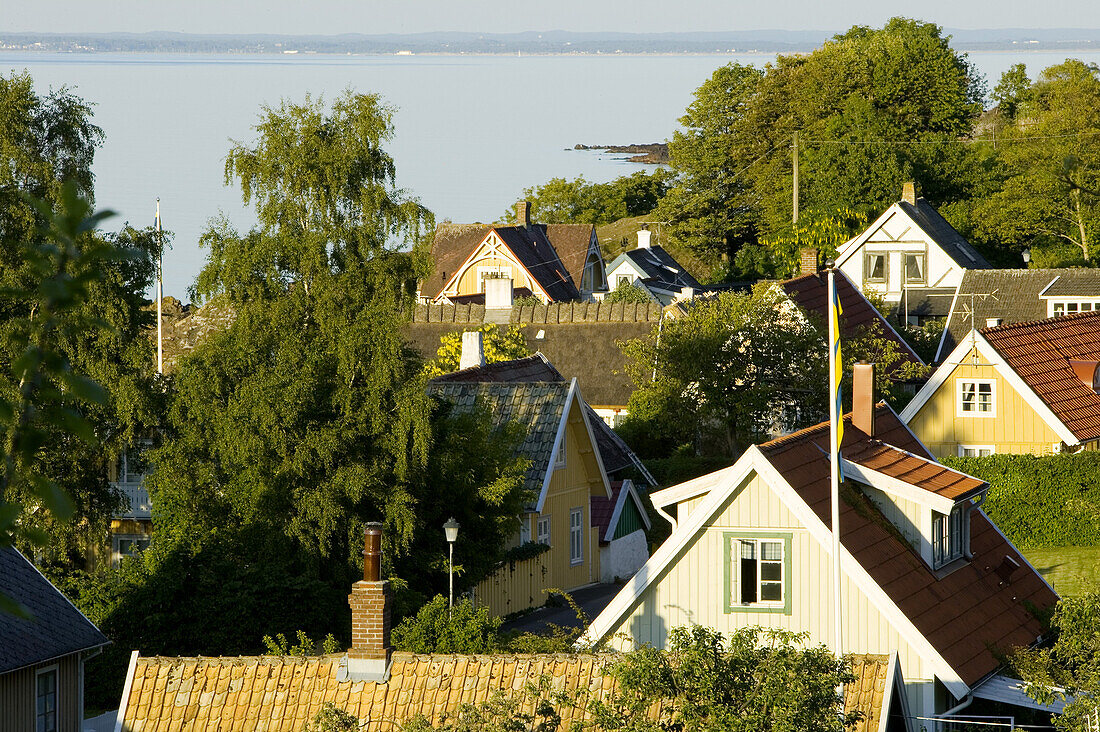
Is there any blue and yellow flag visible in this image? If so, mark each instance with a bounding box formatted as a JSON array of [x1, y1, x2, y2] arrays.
[[830, 278, 843, 456]]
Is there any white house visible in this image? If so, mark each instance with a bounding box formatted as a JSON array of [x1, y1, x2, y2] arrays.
[[836, 183, 991, 312], [581, 365, 1059, 725], [605, 226, 702, 305]]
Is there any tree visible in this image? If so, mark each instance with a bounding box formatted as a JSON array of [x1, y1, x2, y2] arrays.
[[391, 595, 503, 654], [734, 207, 867, 279], [424, 323, 530, 378], [603, 280, 652, 304], [589, 625, 858, 732], [505, 170, 673, 226], [1014, 592, 1100, 731]]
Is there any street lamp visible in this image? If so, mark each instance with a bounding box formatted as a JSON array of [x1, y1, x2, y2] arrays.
[[444, 517, 460, 609], [1022, 248, 1032, 266]]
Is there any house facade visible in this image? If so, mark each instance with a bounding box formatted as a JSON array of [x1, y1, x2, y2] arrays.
[[835, 183, 991, 317], [581, 377, 1059, 724], [605, 227, 703, 305], [1, 547, 109, 732], [902, 311, 1100, 457]]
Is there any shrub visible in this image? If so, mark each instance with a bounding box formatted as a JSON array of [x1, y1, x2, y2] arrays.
[[391, 595, 502, 653]]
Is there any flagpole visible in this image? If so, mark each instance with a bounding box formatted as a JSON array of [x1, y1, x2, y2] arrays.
[[155, 198, 163, 376], [828, 266, 843, 658]]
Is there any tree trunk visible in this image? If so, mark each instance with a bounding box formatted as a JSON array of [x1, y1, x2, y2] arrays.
[[1073, 189, 1090, 262]]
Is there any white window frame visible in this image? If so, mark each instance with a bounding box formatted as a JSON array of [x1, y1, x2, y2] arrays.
[[958, 445, 995, 458], [957, 379, 996, 417], [36, 664, 59, 732], [112, 533, 151, 566], [1049, 299, 1100, 317], [519, 516, 532, 544], [732, 537, 785, 608], [536, 515, 551, 546], [554, 440, 566, 470], [864, 252, 888, 284], [615, 274, 634, 289], [569, 508, 583, 565], [903, 252, 926, 284], [477, 265, 511, 293], [932, 504, 969, 568]]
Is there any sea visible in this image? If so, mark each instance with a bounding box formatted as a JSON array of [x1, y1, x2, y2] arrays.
[[3, 50, 1099, 299]]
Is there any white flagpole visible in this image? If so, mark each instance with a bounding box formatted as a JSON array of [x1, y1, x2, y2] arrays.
[[155, 199, 163, 376], [828, 267, 843, 658]]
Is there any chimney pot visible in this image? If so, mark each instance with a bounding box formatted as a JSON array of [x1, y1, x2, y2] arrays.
[[852, 362, 876, 437], [459, 331, 486, 370], [636, 227, 652, 249], [363, 523, 382, 582], [516, 201, 531, 228], [348, 522, 392, 681], [902, 182, 917, 206]]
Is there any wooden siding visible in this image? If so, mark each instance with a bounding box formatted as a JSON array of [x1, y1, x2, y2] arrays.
[[473, 398, 605, 615], [452, 245, 536, 298], [0, 654, 82, 732], [908, 348, 1062, 457], [613, 498, 646, 540], [604, 470, 938, 718]]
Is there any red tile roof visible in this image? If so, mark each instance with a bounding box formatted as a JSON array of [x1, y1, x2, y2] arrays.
[[759, 406, 1057, 687], [591, 482, 623, 544], [843, 439, 986, 502], [980, 311, 1100, 442]]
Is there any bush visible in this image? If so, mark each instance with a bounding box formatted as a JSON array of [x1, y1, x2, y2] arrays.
[[391, 595, 502, 653], [943, 453, 1100, 548]]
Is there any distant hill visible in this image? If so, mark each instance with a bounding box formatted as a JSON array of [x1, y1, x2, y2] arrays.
[[3, 29, 1100, 55]]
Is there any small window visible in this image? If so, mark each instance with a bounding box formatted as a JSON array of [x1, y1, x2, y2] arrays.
[[732, 537, 785, 607], [903, 253, 925, 284], [112, 533, 151, 567], [616, 274, 633, 289], [554, 440, 566, 469], [958, 380, 995, 417], [933, 504, 968, 568], [569, 508, 583, 565], [865, 253, 887, 283], [958, 445, 994, 458], [537, 516, 551, 546], [36, 667, 58, 732], [519, 517, 532, 544]]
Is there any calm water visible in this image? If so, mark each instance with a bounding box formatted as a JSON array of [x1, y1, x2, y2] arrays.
[[4, 50, 1099, 299]]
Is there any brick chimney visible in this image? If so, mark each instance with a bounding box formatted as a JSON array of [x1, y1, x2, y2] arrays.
[[901, 182, 917, 206], [516, 201, 531, 228], [799, 247, 819, 276], [637, 224, 652, 249], [852, 362, 876, 437], [347, 523, 391, 682], [459, 330, 486, 370]]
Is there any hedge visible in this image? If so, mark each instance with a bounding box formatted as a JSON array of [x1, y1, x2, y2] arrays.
[[943, 453, 1100, 548]]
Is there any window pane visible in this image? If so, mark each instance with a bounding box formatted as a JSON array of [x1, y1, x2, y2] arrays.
[[741, 555, 757, 604], [904, 254, 924, 282], [761, 582, 782, 602], [740, 540, 755, 560], [761, 541, 783, 561], [867, 254, 886, 281], [761, 562, 782, 582], [1054, 303, 1066, 316]]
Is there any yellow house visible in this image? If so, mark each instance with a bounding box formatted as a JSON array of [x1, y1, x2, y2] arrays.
[[427, 378, 613, 616], [901, 311, 1100, 458]]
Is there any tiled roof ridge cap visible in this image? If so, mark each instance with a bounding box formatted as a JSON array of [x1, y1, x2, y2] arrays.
[[137, 651, 613, 664], [852, 438, 986, 488], [981, 309, 1100, 335]]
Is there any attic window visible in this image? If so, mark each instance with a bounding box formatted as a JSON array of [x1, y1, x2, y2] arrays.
[[865, 253, 887, 284], [932, 504, 968, 568], [1069, 360, 1100, 392]]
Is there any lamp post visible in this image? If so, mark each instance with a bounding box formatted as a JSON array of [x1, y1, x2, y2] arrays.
[[1023, 248, 1032, 266], [444, 517, 460, 610]]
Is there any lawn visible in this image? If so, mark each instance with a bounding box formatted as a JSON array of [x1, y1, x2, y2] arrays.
[[1021, 546, 1100, 597]]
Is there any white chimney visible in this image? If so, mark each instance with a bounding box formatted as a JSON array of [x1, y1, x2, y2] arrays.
[[459, 331, 486, 370], [637, 225, 652, 249], [485, 276, 514, 310]]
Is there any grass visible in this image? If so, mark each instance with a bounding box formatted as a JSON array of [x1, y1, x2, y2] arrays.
[[1020, 546, 1100, 597]]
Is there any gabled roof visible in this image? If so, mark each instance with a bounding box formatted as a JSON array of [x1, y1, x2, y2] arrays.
[[545, 224, 599, 290], [938, 269, 1100, 363], [780, 271, 924, 370], [433, 355, 654, 484], [492, 226, 582, 302], [608, 246, 702, 294], [591, 480, 652, 544], [837, 198, 991, 271], [0, 547, 109, 674], [585, 406, 1057, 693], [118, 650, 894, 732], [427, 224, 493, 299]]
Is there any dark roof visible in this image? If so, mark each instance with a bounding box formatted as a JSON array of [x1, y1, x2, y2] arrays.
[[427, 381, 571, 494], [939, 269, 1100, 362], [895, 287, 957, 320], [433, 354, 653, 481], [590, 482, 624, 544], [407, 302, 664, 407], [780, 271, 924, 370], [619, 246, 702, 292], [0, 547, 109, 674], [545, 224, 599, 291], [427, 224, 587, 302], [980, 311, 1100, 442], [897, 199, 992, 270], [758, 407, 1057, 687]]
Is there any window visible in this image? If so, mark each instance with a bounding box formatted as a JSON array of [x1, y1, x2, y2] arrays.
[[1051, 300, 1100, 317], [865, 252, 887, 283], [957, 380, 995, 417], [554, 439, 566, 469], [616, 274, 633, 289], [536, 516, 551, 546], [903, 253, 925, 284], [958, 445, 994, 458], [569, 508, 583, 565], [36, 666, 57, 732], [112, 533, 151, 566], [116, 438, 152, 483], [477, 266, 510, 293], [519, 517, 532, 544], [933, 504, 968, 568], [724, 534, 791, 614]]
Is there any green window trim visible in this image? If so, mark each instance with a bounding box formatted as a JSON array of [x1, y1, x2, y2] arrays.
[[723, 531, 793, 615]]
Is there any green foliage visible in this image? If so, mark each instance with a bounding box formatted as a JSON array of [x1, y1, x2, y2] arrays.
[[391, 595, 503, 654], [640, 456, 735, 487], [501, 540, 551, 564], [507, 170, 674, 226], [425, 323, 531, 377], [1013, 592, 1100, 730], [603, 279, 652, 304], [943, 453, 1100, 548], [305, 702, 361, 732], [589, 625, 858, 732], [402, 679, 566, 732], [736, 207, 867, 279], [262, 629, 340, 656]]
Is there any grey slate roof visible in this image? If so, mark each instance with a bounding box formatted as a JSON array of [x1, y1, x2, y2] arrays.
[[427, 382, 570, 494], [938, 269, 1100, 362], [0, 547, 109, 674], [614, 246, 702, 293], [897, 199, 992, 270]]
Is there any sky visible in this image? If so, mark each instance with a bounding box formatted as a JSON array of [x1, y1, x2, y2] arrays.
[[6, 0, 1100, 35]]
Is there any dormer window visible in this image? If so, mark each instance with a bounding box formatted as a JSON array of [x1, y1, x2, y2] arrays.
[[903, 253, 925, 284], [932, 504, 968, 568], [865, 252, 887, 284]]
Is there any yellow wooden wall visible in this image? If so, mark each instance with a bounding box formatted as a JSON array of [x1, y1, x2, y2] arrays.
[[603, 471, 938, 718], [907, 348, 1062, 457], [473, 397, 606, 615], [451, 246, 536, 298], [0, 655, 82, 732]]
